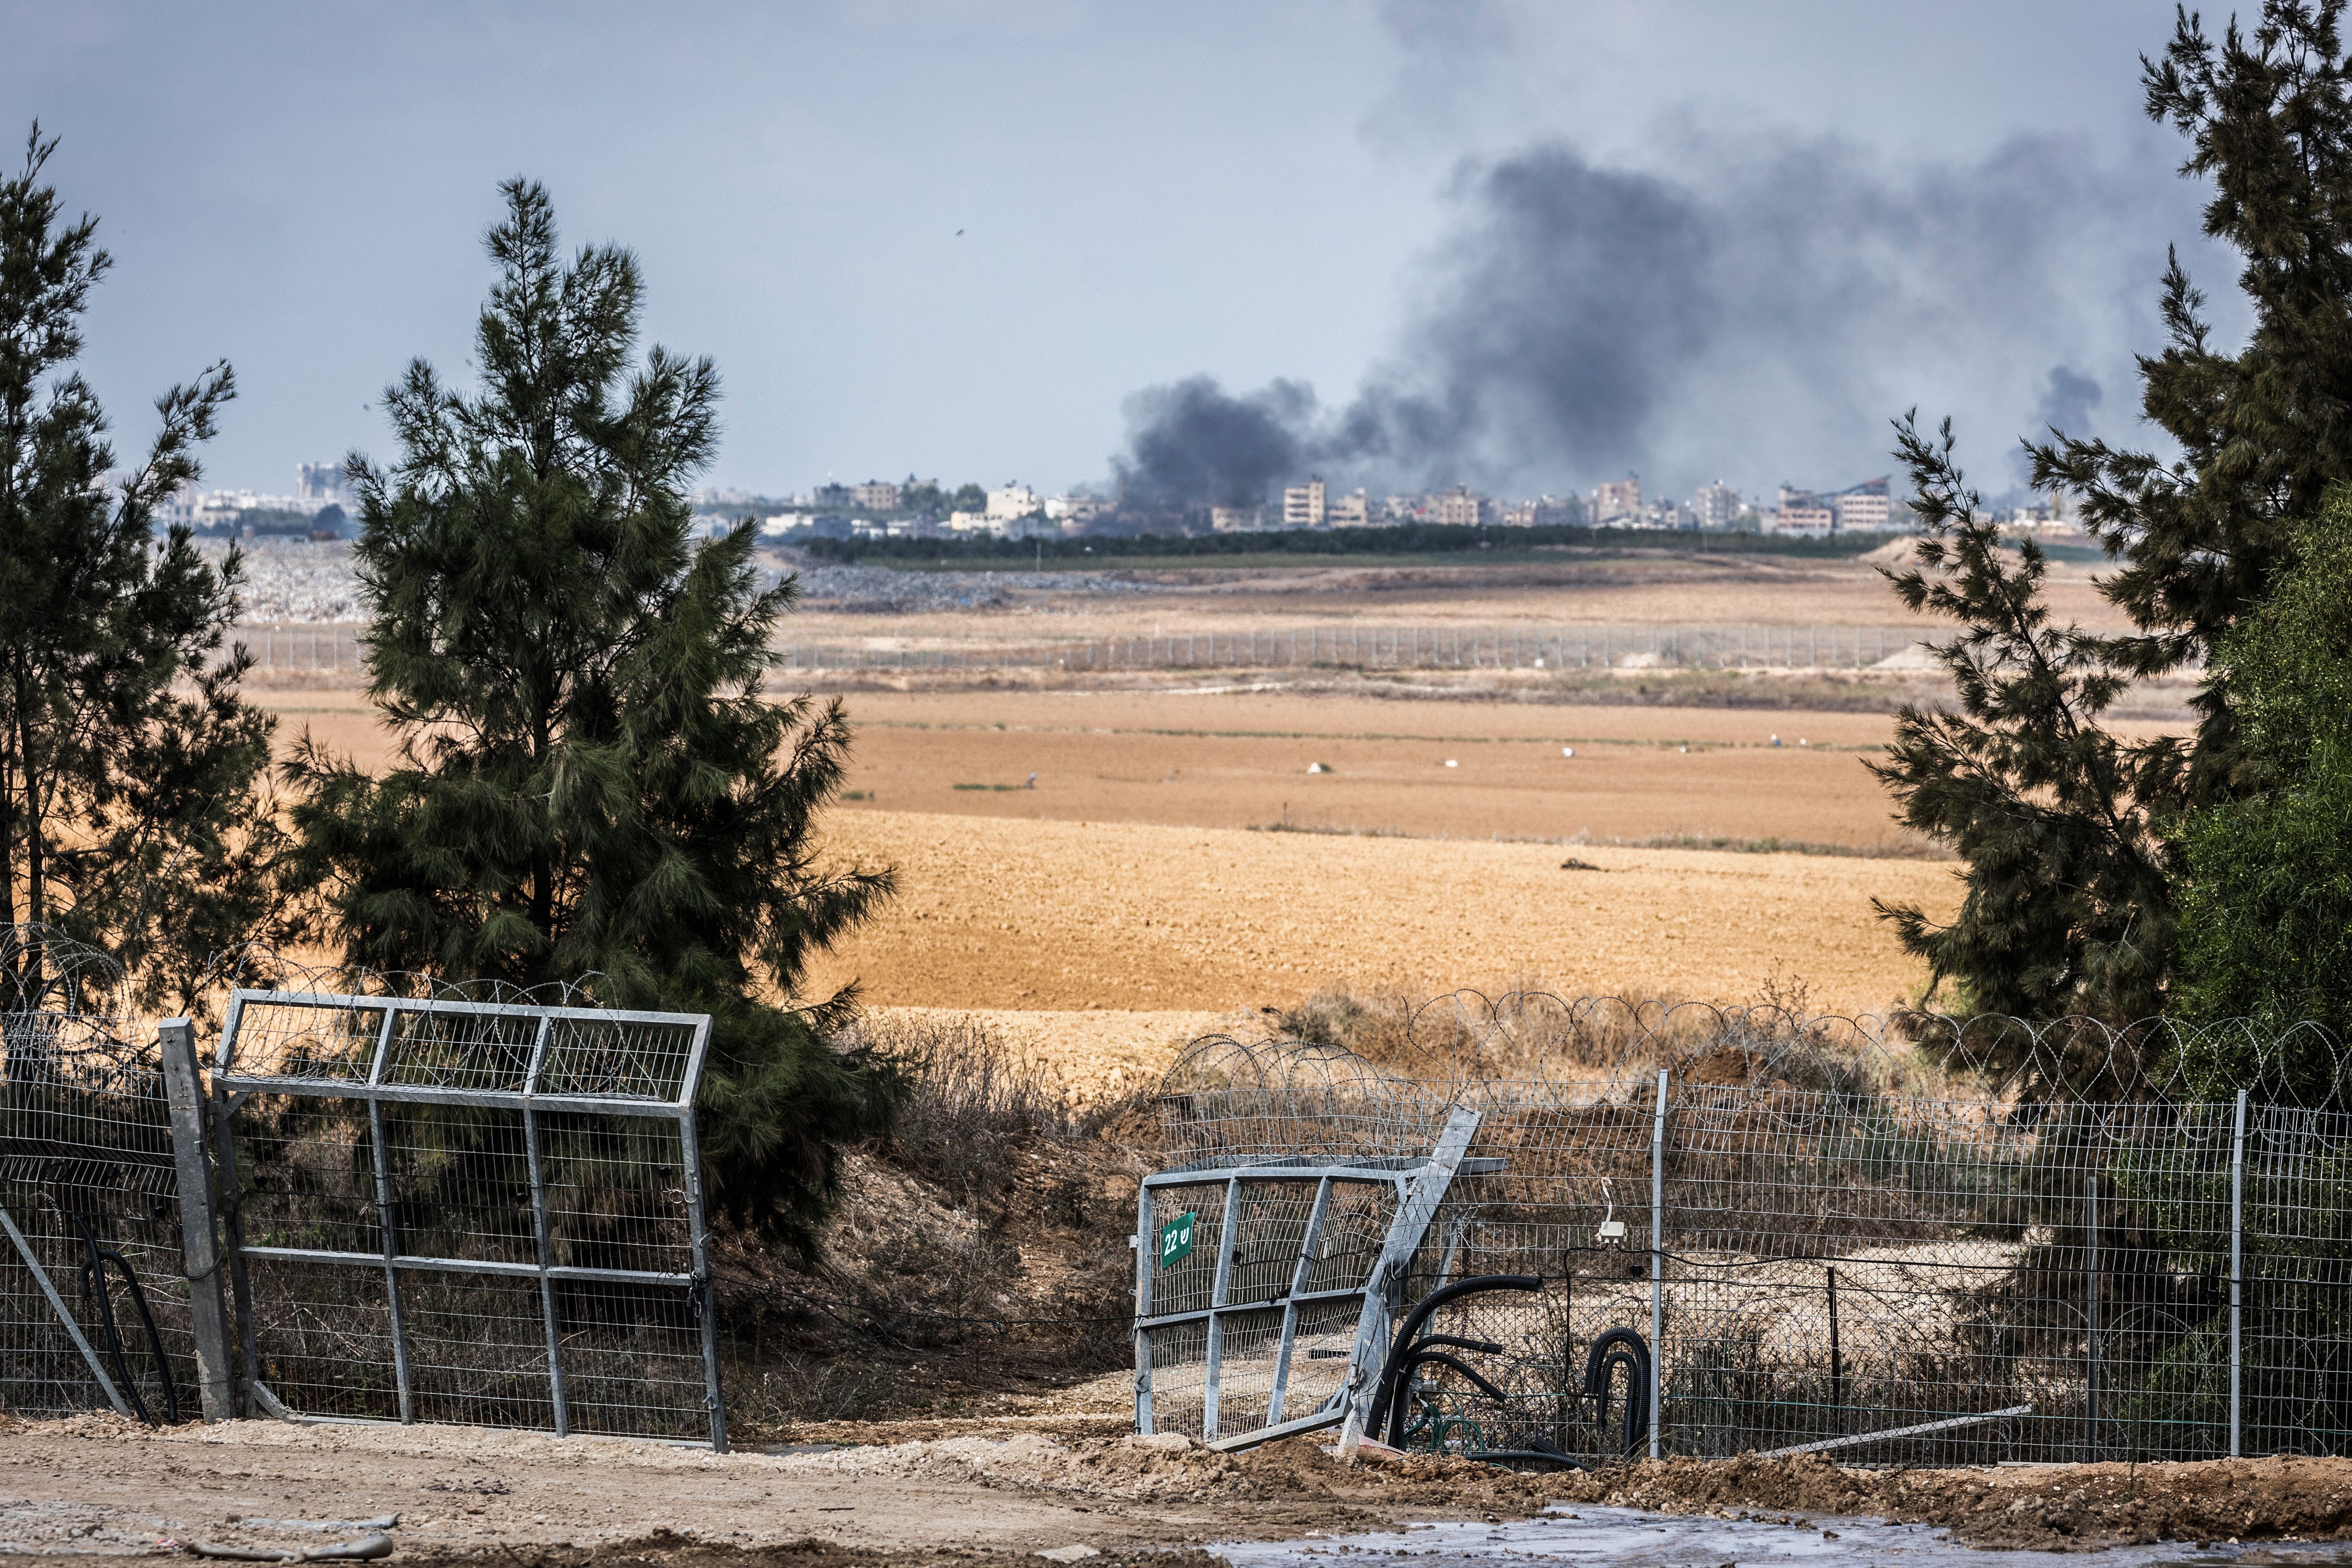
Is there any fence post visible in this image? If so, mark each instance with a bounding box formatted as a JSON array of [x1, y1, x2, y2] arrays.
[[1133, 1181, 1157, 1433], [2231, 1089, 2248, 1458], [2085, 1171, 2100, 1461], [520, 1016, 569, 1437], [1650, 1067, 1669, 1460], [363, 1008, 416, 1424], [157, 1018, 236, 1422]]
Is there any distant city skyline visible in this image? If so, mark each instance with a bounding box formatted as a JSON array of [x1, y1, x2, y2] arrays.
[[14, 2, 2225, 504]]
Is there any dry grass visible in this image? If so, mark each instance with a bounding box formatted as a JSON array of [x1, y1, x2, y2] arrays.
[[717, 1014, 1156, 1433]]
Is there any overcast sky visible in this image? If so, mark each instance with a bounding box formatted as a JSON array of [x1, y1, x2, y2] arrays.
[[9, 1, 2232, 504]]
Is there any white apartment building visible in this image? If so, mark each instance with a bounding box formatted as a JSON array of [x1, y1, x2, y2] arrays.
[[1327, 489, 1372, 527], [1832, 479, 1892, 532], [986, 482, 1041, 521], [1209, 503, 1266, 532], [1434, 486, 1485, 527], [1692, 481, 1741, 530], [1283, 478, 1327, 529], [1593, 475, 1641, 523]]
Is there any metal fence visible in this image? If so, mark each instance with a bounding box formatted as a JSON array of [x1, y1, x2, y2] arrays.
[[774, 623, 1937, 675], [0, 938, 199, 1423], [0, 929, 728, 1449], [213, 989, 726, 1446], [239, 620, 1948, 677], [241, 623, 365, 674], [1142, 996, 2352, 1468]]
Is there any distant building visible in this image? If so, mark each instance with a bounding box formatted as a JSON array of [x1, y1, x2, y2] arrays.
[[1434, 486, 1486, 527], [1692, 481, 1741, 531], [296, 462, 352, 508], [947, 510, 994, 533], [813, 482, 853, 509], [1832, 477, 1891, 533], [1594, 475, 1641, 523], [1327, 489, 1372, 527], [1209, 503, 1266, 532], [986, 482, 1041, 521], [1283, 478, 1327, 529], [1770, 486, 1836, 536], [851, 479, 900, 512]]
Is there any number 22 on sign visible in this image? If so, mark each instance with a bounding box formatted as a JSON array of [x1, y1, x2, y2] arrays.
[[1158, 1210, 1197, 1269]]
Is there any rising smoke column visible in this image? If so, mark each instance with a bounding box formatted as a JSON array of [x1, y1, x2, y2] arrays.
[[1111, 128, 2192, 508]]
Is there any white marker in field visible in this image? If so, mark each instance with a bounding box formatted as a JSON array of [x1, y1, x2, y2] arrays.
[[1444, 759, 1458, 768], [1561, 747, 1574, 758]]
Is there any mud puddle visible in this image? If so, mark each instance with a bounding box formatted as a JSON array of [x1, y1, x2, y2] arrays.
[[1220, 1506, 2352, 1568]]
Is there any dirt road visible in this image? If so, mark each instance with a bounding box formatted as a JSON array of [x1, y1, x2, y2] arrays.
[[13, 1416, 2352, 1561], [0, 1416, 1550, 1558]]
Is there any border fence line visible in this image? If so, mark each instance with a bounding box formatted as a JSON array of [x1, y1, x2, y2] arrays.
[[239, 622, 1951, 676], [1141, 995, 2352, 1468]]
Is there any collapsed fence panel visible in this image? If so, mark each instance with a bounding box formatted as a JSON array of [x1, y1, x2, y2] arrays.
[[1132, 1108, 1485, 1448], [212, 990, 725, 1448], [1146, 999, 2352, 1468]]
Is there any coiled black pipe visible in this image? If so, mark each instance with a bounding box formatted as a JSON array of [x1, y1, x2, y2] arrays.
[[1584, 1325, 1650, 1455], [1363, 1273, 1542, 1440]]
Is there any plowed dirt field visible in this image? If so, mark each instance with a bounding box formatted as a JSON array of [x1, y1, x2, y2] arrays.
[[802, 810, 1954, 1019]]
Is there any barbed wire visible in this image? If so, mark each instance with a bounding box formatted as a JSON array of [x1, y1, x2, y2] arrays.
[[1157, 991, 2352, 1158]]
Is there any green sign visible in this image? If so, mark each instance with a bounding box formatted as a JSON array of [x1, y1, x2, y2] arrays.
[[1158, 1210, 1197, 1269]]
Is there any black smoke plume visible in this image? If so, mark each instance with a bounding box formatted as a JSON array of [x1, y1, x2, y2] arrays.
[[1112, 130, 2201, 509]]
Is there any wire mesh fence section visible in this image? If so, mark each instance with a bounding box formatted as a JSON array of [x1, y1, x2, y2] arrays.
[[246, 619, 1950, 677], [1149, 1000, 2352, 1466], [214, 990, 724, 1447], [0, 1007, 197, 1422], [764, 623, 1939, 676]]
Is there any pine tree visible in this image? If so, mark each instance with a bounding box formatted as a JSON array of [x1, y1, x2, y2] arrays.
[[2175, 491, 2352, 1085], [1879, 2, 2352, 1024], [0, 125, 274, 1016], [284, 180, 896, 1249], [1873, 419, 2173, 1026]]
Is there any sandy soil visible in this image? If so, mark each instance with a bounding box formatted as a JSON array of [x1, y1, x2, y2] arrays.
[[11, 1416, 2352, 1561], [801, 811, 1953, 1017], [0, 1416, 1558, 1559], [260, 687, 2184, 852]]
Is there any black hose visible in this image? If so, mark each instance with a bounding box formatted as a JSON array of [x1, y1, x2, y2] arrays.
[[69, 1214, 178, 1425], [1363, 1273, 1542, 1437], [1472, 1447, 1585, 1471], [1584, 1326, 1650, 1455], [1412, 1332, 1505, 1357], [103, 1252, 180, 1425], [71, 1215, 152, 1426]]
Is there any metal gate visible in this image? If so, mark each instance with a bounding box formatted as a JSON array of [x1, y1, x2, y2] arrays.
[[1132, 1106, 1482, 1448], [212, 989, 727, 1448]]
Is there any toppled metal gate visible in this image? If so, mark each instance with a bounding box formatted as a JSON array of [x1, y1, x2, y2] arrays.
[[1132, 1106, 1486, 1448]]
